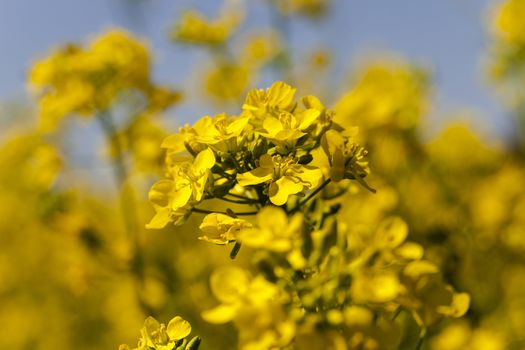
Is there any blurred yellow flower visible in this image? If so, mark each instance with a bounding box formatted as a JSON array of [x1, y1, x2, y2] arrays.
[[172, 10, 240, 46]]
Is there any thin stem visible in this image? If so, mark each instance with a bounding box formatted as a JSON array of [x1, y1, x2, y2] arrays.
[[415, 327, 427, 350], [218, 197, 259, 205], [96, 110, 154, 316], [292, 178, 331, 213], [96, 111, 127, 184], [227, 192, 257, 201], [191, 208, 258, 216], [96, 111, 141, 236]]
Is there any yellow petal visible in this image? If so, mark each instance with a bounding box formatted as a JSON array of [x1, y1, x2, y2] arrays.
[[259, 153, 275, 168], [202, 304, 238, 324], [143, 316, 161, 337], [262, 116, 284, 135], [170, 185, 191, 209], [396, 242, 424, 260], [376, 216, 408, 249], [295, 165, 323, 189], [210, 266, 249, 303], [193, 148, 215, 172], [146, 208, 171, 229], [167, 316, 192, 340], [227, 116, 250, 135], [301, 95, 325, 111], [438, 292, 471, 318], [237, 167, 274, 186], [148, 179, 174, 207], [297, 108, 320, 130], [161, 134, 186, 152], [258, 206, 288, 231], [269, 176, 304, 205], [268, 81, 296, 109]]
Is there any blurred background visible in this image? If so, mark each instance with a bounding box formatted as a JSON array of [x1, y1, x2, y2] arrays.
[[1, 0, 525, 349]]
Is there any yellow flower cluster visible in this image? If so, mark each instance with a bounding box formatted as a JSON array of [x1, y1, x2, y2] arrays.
[[271, 0, 330, 18], [201, 210, 468, 349], [29, 29, 180, 131], [172, 10, 241, 46], [147, 81, 371, 229], [488, 0, 525, 109], [335, 62, 428, 131], [143, 80, 469, 349], [120, 316, 200, 350], [492, 0, 525, 45]]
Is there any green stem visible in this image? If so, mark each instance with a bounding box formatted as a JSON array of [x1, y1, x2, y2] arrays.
[[191, 208, 258, 216], [218, 197, 259, 205], [96, 110, 154, 316], [415, 327, 427, 350]]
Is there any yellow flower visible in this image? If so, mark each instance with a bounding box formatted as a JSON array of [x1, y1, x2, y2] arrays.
[[240, 207, 303, 252], [334, 62, 428, 130], [29, 29, 161, 131], [272, 0, 329, 18], [172, 10, 240, 46], [199, 213, 253, 245], [401, 260, 470, 326], [242, 32, 282, 67], [192, 114, 250, 152], [142, 316, 192, 350], [205, 63, 251, 101], [321, 129, 370, 184], [242, 81, 296, 121], [237, 154, 323, 205], [493, 0, 525, 45], [120, 316, 192, 350], [147, 148, 215, 228], [203, 267, 294, 349], [258, 108, 320, 148], [146, 179, 191, 229]]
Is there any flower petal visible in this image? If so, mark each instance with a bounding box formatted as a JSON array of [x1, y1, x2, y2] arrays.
[[167, 316, 192, 340], [269, 176, 304, 205]]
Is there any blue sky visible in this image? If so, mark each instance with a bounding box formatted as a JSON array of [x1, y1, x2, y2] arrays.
[[0, 0, 511, 140]]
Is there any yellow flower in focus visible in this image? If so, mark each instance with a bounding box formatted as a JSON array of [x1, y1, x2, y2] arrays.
[[259, 108, 320, 148], [199, 213, 253, 245], [192, 114, 250, 151], [242, 81, 296, 121], [321, 129, 370, 185], [120, 316, 193, 350], [147, 148, 215, 228], [237, 154, 323, 205], [146, 179, 192, 229]]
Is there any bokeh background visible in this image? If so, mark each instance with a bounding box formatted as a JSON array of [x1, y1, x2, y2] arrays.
[[1, 0, 524, 349]]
